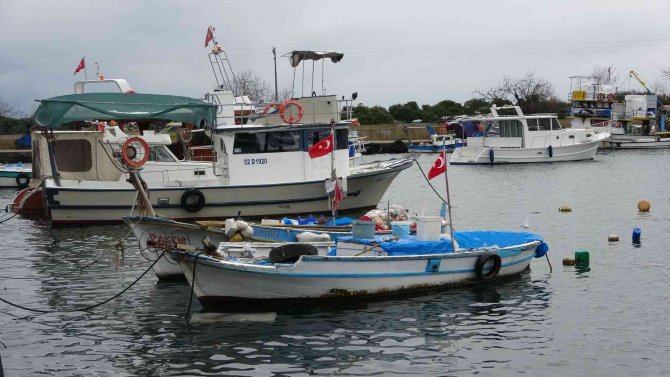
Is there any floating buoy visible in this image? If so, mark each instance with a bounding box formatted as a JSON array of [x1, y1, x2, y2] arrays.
[[637, 200, 651, 212], [559, 206, 572, 212], [575, 250, 590, 268], [562, 257, 575, 266], [608, 234, 619, 242], [632, 227, 641, 244]]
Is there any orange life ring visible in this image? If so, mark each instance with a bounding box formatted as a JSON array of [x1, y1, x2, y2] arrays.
[[263, 102, 280, 116], [279, 99, 304, 124], [121, 137, 150, 168], [177, 128, 192, 144], [607, 93, 615, 101]]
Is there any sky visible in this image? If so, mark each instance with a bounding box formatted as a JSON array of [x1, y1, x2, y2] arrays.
[[1, 0, 669, 116]]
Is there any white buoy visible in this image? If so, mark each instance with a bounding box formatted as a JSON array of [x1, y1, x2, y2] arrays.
[[608, 234, 619, 242]]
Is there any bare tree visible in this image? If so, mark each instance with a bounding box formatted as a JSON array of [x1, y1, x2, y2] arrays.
[[591, 66, 620, 85], [475, 72, 558, 113], [663, 68, 670, 81], [233, 69, 272, 102], [0, 100, 19, 118]]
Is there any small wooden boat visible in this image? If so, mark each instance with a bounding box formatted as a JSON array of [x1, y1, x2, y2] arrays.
[[171, 231, 549, 304]]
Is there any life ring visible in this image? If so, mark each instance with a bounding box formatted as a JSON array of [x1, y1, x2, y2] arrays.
[[597, 93, 605, 101], [97, 122, 105, 132], [177, 128, 192, 144], [279, 99, 304, 124], [180, 189, 205, 212], [268, 243, 318, 263], [121, 137, 150, 168], [15, 174, 30, 189], [607, 93, 615, 101], [474, 252, 502, 281]]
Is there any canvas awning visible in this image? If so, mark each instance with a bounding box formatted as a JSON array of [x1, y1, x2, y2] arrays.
[[289, 51, 344, 68], [33, 93, 218, 128]]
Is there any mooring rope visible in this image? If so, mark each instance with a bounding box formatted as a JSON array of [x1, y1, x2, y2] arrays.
[[0, 251, 165, 314], [412, 159, 448, 204], [185, 251, 206, 323]]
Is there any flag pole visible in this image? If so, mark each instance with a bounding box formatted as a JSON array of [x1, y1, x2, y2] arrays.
[[83, 56, 88, 80], [442, 137, 456, 251], [330, 120, 337, 222]]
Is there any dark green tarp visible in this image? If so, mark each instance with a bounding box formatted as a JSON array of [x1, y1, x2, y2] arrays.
[[33, 93, 218, 128]]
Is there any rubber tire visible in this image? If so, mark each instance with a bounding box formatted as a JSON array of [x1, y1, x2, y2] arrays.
[[474, 252, 502, 281], [15, 174, 29, 189], [269, 243, 318, 264], [180, 189, 205, 212]]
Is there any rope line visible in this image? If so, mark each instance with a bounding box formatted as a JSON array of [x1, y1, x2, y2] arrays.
[[0, 251, 165, 314], [412, 159, 448, 204]]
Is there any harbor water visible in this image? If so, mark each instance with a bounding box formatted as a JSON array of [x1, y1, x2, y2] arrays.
[[1, 150, 670, 376]]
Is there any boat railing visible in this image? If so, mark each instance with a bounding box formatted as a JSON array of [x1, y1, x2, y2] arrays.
[[211, 96, 355, 127]]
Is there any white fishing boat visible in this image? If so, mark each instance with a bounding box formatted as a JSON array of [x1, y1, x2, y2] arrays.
[[0, 163, 31, 188], [568, 73, 669, 149], [171, 231, 548, 304], [13, 47, 411, 224], [450, 105, 609, 164]]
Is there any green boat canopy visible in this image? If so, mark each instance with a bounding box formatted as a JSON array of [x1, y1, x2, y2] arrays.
[[33, 92, 218, 128]]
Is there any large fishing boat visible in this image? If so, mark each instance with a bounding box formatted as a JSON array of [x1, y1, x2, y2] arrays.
[[450, 105, 609, 164]]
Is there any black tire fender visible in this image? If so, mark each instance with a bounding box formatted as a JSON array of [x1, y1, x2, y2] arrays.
[[269, 243, 318, 263], [474, 251, 502, 281], [15, 174, 30, 189], [180, 189, 205, 212]]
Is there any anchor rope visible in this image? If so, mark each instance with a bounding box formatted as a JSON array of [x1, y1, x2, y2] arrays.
[[0, 251, 165, 314], [185, 251, 206, 323]]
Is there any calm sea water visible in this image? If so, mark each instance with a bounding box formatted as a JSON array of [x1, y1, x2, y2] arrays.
[[1, 150, 670, 376]]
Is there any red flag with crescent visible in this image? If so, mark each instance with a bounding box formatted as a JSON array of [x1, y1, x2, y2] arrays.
[[205, 26, 214, 47], [427, 151, 447, 180], [74, 57, 85, 75], [308, 133, 334, 159]]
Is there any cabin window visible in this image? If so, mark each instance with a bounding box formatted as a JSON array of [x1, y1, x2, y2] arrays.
[[526, 119, 538, 131], [498, 120, 523, 138], [54, 139, 92, 172], [552, 118, 563, 130], [233, 131, 301, 154], [538, 118, 551, 131], [149, 146, 177, 162], [305, 128, 347, 150]]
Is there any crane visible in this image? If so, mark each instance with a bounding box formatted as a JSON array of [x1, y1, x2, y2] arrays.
[[629, 70, 653, 94]]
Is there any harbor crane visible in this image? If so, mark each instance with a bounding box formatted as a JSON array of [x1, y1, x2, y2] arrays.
[[629, 70, 667, 130]]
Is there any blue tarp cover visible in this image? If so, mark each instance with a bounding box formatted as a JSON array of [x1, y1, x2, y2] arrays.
[[337, 231, 546, 256]]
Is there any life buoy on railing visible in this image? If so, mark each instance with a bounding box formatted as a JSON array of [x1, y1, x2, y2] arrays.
[[279, 99, 304, 124], [177, 128, 192, 144], [121, 137, 150, 168], [607, 93, 615, 101], [597, 93, 605, 101]]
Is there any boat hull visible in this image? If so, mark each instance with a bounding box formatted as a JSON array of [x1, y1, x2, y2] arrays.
[[176, 242, 540, 303], [601, 136, 670, 149], [407, 143, 464, 153], [45, 160, 412, 224], [450, 139, 601, 164]]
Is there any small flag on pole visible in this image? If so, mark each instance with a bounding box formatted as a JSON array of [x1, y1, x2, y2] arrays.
[[74, 57, 85, 75], [308, 133, 334, 159], [326, 178, 344, 211], [427, 151, 447, 180], [204, 26, 214, 47]]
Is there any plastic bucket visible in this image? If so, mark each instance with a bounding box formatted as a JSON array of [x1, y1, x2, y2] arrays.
[[391, 221, 411, 238], [352, 221, 376, 239], [415, 216, 442, 241]]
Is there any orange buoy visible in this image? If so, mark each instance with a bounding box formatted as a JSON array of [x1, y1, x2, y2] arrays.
[[637, 200, 651, 212]]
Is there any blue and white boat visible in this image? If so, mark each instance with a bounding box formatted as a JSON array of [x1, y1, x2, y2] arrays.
[[172, 231, 548, 304], [0, 163, 31, 188], [407, 125, 465, 153]]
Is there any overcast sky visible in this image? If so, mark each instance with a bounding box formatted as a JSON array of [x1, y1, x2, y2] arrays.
[[1, 0, 669, 115]]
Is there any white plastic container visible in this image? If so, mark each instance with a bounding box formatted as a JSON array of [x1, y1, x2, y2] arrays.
[[415, 216, 442, 241]]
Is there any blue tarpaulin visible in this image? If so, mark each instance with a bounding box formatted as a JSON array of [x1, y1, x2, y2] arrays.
[[337, 231, 547, 256]]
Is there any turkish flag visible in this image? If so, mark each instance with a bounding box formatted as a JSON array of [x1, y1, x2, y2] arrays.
[[73, 57, 85, 75], [427, 151, 447, 180], [308, 133, 334, 159], [205, 26, 214, 47]]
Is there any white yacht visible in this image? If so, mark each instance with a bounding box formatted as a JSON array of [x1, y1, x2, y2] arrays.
[[450, 105, 609, 164]]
